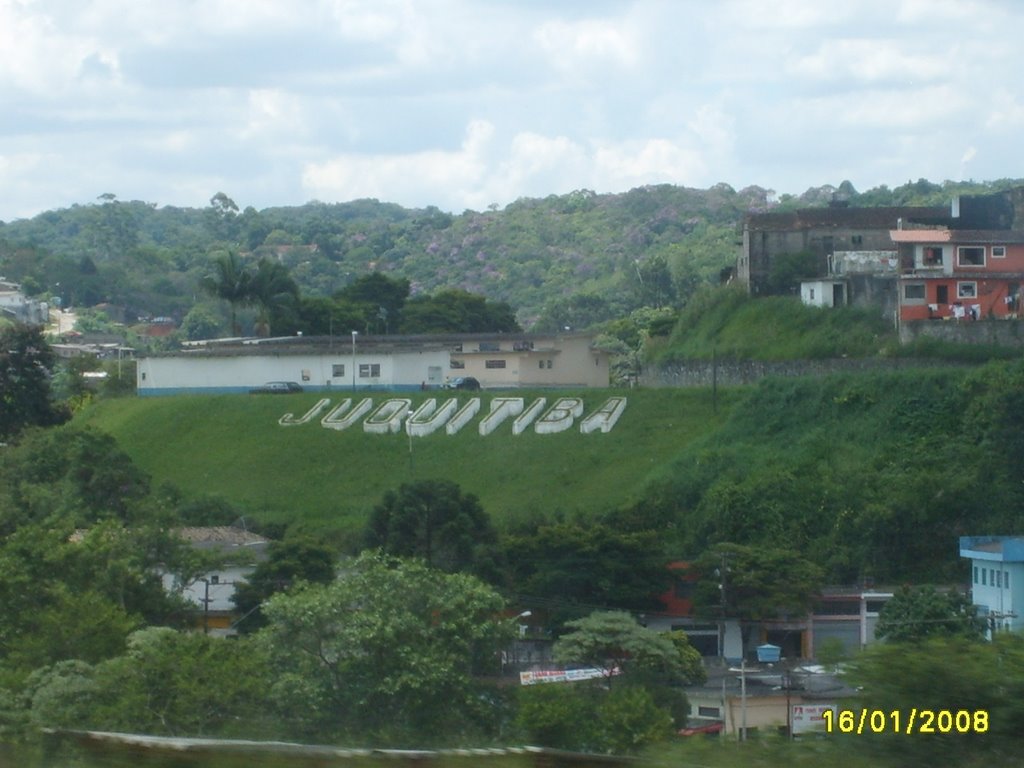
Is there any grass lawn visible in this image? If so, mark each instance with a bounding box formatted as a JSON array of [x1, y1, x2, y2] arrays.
[[78, 387, 741, 543]]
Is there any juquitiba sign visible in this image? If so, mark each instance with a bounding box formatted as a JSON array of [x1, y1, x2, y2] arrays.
[[278, 396, 627, 436]]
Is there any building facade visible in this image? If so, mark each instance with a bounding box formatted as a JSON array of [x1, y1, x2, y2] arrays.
[[960, 536, 1024, 635], [137, 333, 610, 395], [738, 205, 948, 296], [894, 229, 1024, 323]]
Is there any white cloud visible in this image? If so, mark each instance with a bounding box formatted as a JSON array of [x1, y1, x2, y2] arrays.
[[787, 39, 949, 84], [0, 1, 105, 93], [986, 89, 1024, 131], [302, 119, 495, 208], [238, 89, 308, 141], [533, 16, 639, 76]]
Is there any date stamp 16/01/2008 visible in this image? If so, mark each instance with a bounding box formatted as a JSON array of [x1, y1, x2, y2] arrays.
[[822, 709, 989, 735]]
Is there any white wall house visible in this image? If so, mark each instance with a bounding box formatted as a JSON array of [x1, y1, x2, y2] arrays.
[[960, 536, 1024, 635], [138, 333, 610, 395], [138, 337, 451, 395], [0, 280, 49, 325], [160, 526, 270, 636]]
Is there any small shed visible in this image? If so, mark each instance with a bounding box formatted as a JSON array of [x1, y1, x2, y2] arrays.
[[800, 279, 847, 308]]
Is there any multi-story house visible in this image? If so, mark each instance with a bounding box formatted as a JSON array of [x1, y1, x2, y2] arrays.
[[960, 536, 1024, 636], [893, 228, 1024, 322]]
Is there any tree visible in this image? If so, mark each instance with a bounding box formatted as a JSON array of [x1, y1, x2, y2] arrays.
[[364, 480, 500, 578], [199, 251, 252, 336], [179, 304, 223, 341], [517, 611, 699, 753], [502, 521, 670, 622], [554, 611, 704, 688], [295, 296, 365, 337], [848, 634, 1024, 765], [335, 273, 410, 334], [516, 681, 672, 755], [258, 552, 512, 744], [249, 258, 299, 337], [231, 537, 336, 633], [692, 543, 824, 650], [24, 628, 274, 738], [0, 324, 69, 439], [400, 289, 520, 333], [875, 585, 985, 643], [632, 254, 677, 309]]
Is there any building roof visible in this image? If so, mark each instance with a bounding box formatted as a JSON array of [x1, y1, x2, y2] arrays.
[[891, 229, 1024, 244], [148, 331, 601, 359], [959, 536, 1024, 563], [175, 526, 270, 551], [746, 206, 949, 231]]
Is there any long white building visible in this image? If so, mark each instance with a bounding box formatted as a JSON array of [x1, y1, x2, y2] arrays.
[[137, 332, 611, 395]]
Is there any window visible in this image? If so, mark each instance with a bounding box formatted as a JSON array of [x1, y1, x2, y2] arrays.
[[923, 246, 944, 266], [997, 571, 1002, 588], [866, 600, 888, 614], [485, 359, 506, 369], [809, 288, 815, 300], [982, 569, 986, 586], [991, 569, 996, 586], [974, 566, 979, 584], [958, 282, 977, 299], [332, 364, 345, 377], [478, 342, 500, 352], [958, 246, 986, 267], [538, 360, 545, 369], [903, 284, 926, 301], [450, 359, 465, 369], [698, 706, 721, 718], [359, 363, 381, 378], [1006, 571, 1010, 590], [851, 234, 863, 246], [993, 246, 1006, 258], [210, 574, 219, 584], [814, 600, 860, 616], [301, 369, 311, 382], [513, 340, 534, 351]]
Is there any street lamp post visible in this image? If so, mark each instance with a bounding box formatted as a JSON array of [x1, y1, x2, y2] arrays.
[[351, 331, 358, 392], [407, 408, 415, 474]]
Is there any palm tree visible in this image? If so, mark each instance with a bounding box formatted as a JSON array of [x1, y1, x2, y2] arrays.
[[200, 251, 252, 336], [250, 258, 299, 337]]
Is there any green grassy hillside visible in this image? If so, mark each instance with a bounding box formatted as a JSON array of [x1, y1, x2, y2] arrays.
[[653, 287, 899, 361], [78, 389, 740, 544], [76, 357, 1024, 582]]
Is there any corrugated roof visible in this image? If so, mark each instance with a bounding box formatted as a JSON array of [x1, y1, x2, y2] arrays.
[[175, 526, 269, 548], [892, 229, 1024, 244], [746, 206, 949, 231]]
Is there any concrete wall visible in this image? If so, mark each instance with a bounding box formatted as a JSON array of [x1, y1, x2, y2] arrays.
[[641, 357, 977, 388], [899, 318, 1024, 347]]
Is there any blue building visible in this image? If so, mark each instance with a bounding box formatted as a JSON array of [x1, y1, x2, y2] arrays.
[[959, 536, 1024, 636]]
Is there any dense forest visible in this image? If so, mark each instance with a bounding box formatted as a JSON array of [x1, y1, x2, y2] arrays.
[[3, 178, 1023, 340]]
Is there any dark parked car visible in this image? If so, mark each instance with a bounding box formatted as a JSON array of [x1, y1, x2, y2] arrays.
[[444, 376, 481, 391], [249, 381, 304, 394]]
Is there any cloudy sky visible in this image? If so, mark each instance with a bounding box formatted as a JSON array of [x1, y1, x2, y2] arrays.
[[1, 0, 1022, 222]]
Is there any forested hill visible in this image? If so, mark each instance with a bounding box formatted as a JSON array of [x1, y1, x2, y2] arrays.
[[2, 178, 1021, 331]]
